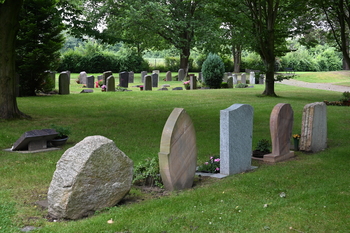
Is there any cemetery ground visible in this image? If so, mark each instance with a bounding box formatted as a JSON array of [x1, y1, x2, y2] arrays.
[[0, 71, 350, 232]]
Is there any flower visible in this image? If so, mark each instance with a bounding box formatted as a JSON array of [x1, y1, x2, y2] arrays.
[[101, 85, 107, 90], [197, 155, 220, 173], [293, 134, 300, 139], [95, 81, 99, 88]]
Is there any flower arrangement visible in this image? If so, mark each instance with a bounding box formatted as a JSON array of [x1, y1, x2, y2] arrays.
[[293, 134, 301, 139], [183, 80, 190, 89], [197, 155, 220, 173], [101, 85, 107, 91]]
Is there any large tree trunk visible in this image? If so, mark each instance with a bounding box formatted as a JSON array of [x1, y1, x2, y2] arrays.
[[180, 46, 190, 77], [262, 59, 277, 96], [233, 45, 242, 73], [0, 0, 28, 119]]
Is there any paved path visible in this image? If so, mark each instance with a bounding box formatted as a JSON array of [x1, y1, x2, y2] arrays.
[[277, 79, 350, 92]]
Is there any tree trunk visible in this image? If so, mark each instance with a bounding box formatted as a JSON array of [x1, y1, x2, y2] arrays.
[[180, 46, 190, 77], [233, 45, 242, 73], [262, 60, 277, 97], [0, 0, 29, 119]]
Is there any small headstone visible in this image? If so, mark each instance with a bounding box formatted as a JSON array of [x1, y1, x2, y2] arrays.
[[103, 71, 112, 85], [162, 84, 171, 88], [172, 87, 183, 90], [119, 72, 129, 88], [144, 75, 152, 90], [178, 69, 185, 81], [249, 72, 255, 85], [190, 75, 197, 90], [86, 75, 95, 88], [220, 104, 254, 175], [241, 73, 246, 84], [158, 87, 168, 91], [264, 103, 294, 163], [152, 70, 160, 74], [128, 71, 134, 83], [12, 129, 58, 151], [106, 76, 115, 92], [47, 136, 133, 220], [233, 74, 238, 84], [59, 72, 70, 95], [141, 71, 147, 83], [97, 75, 103, 81], [80, 89, 93, 93], [166, 71, 172, 81], [300, 102, 327, 152], [227, 76, 233, 88], [151, 73, 159, 87], [259, 74, 264, 84], [158, 108, 197, 191], [79, 71, 87, 84]]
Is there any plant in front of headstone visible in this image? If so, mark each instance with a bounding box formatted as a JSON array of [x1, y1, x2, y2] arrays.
[[101, 85, 107, 92], [183, 80, 190, 90], [197, 156, 220, 173], [235, 83, 248, 88], [133, 157, 163, 188], [252, 139, 271, 158], [50, 124, 71, 147]]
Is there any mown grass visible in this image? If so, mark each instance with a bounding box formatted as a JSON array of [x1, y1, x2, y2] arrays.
[[295, 71, 350, 85], [0, 72, 349, 232]]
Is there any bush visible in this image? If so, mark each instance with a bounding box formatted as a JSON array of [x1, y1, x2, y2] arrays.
[[235, 83, 248, 88], [201, 53, 225, 88]]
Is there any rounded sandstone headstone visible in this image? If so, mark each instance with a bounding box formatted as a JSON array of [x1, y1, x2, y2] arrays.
[[48, 136, 133, 220]]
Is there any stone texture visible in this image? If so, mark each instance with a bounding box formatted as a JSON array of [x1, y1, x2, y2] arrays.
[[79, 71, 87, 84], [220, 104, 254, 175], [166, 71, 172, 81], [86, 75, 94, 88], [128, 71, 134, 83], [144, 75, 152, 90], [12, 129, 58, 151], [227, 76, 233, 88], [178, 69, 185, 81], [141, 71, 147, 83], [300, 102, 327, 152], [119, 72, 129, 88], [106, 76, 115, 92], [233, 74, 238, 84], [249, 72, 255, 85], [59, 72, 70, 95], [48, 136, 133, 220], [103, 71, 113, 85], [152, 73, 159, 87], [241, 73, 246, 84], [158, 108, 197, 191], [190, 75, 197, 90], [259, 74, 264, 84], [264, 103, 294, 163]]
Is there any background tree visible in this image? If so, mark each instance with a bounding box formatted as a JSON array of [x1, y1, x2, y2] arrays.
[[16, 0, 65, 96]]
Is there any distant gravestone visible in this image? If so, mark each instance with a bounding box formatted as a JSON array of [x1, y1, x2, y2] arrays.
[[12, 129, 58, 151], [259, 75, 264, 84], [198, 72, 203, 83], [227, 76, 233, 88], [128, 71, 134, 83], [79, 71, 87, 84], [144, 75, 152, 90], [233, 74, 238, 84], [103, 71, 112, 85], [47, 136, 133, 220], [152, 70, 160, 74], [46, 71, 56, 90], [190, 75, 197, 90], [119, 72, 129, 88], [59, 72, 70, 95], [249, 72, 255, 85], [241, 73, 246, 84], [300, 102, 327, 152], [178, 69, 185, 81], [158, 108, 197, 191], [97, 75, 103, 81], [106, 76, 115, 92], [86, 75, 94, 88], [223, 73, 228, 82], [141, 71, 147, 83], [264, 103, 294, 163], [166, 71, 172, 81], [172, 87, 183, 90], [151, 73, 159, 87], [220, 104, 254, 175]]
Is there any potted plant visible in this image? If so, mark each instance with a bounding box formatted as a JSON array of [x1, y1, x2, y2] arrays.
[[50, 124, 71, 146], [252, 139, 271, 158], [292, 134, 300, 151], [101, 84, 107, 92], [183, 80, 190, 90]]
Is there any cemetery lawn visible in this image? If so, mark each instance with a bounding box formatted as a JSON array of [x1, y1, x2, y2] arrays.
[[295, 70, 350, 86], [0, 72, 349, 232]]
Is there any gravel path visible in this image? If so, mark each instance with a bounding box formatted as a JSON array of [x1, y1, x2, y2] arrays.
[[277, 79, 350, 92]]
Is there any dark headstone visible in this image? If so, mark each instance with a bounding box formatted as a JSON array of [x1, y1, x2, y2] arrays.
[[144, 75, 152, 90], [128, 71, 134, 83], [103, 71, 113, 85], [59, 72, 70, 95], [80, 89, 94, 93], [119, 72, 129, 88], [172, 87, 183, 90], [86, 76, 95, 88], [152, 73, 158, 87], [12, 129, 58, 151]]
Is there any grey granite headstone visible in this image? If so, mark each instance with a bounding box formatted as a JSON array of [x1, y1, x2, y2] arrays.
[[141, 71, 147, 83], [172, 87, 183, 90], [80, 89, 93, 93], [249, 72, 255, 85], [79, 71, 87, 84], [300, 102, 327, 152], [119, 72, 129, 88], [166, 71, 172, 81], [144, 75, 152, 90], [12, 129, 58, 151], [59, 72, 70, 95], [47, 136, 133, 220], [233, 74, 238, 84], [259, 75, 264, 84], [106, 76, 115, 92], [128, 71, 134, 83], [178, 69, 185, 81], [86, 75, 94, 88], [241, 73, 246, 84], [227, 77, 233, 88], [151, 73, 159, 87], [220, 104, 254, 175], [103, 71, 112, 85]]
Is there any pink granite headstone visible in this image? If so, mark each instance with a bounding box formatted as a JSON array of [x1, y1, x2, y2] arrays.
[[264, 103, 294, 163]]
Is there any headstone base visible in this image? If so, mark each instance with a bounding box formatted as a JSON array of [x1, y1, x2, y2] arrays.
[[263, 151, 294, 163]]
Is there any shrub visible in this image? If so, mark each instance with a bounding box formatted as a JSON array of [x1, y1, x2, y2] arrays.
[[197, 155, 220, 173], [255, 139, 271, 153], [235, 83, 248, 88], [201, 53, 225, 88], [133, 158, 163, 188]]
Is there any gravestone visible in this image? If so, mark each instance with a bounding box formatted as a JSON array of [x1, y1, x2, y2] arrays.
[[59, 72, 70, 95], [12, 129, 58, 151], [47, 136, 133, 220], [106, 76, 115, 92], [158, 108, 197, 191], [103, 71, 112, 85], [119, 72, 129, 88], [86, 75, 95, 88], [46, 71, 56, 90], [227, 76, 233, 88], [166, 71, 172, 81], [223, 73, 228, 82], [220, 104, 254, 175], [299, 102, 327, 152], [233, 74, 238, 84], [259, 75, 264, 84], [198, 72, 203, 83], [178, 69, 185, 81], [249, 72, 255, 85], [241, 73, 246, 84], [172, 87, 183, 90], [79, 71, 87, 84], [190, 75, 197, 90], [128, 71, 134, 83], [144, 75, 152, 90], [152, 70, 160, 74], [162, 84, 171, 88], [151, 73, 159, 87], [264, 103, 294, 163], [141, 71, 147, 83], [97, 75, 103, 81]]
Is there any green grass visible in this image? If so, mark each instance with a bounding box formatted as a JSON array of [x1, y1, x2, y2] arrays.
[[1, 72, 350, 232], [294, 71, 350, 85]]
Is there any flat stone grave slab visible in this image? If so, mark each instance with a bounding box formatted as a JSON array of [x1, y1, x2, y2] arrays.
[[11, 129, 58, 151]]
